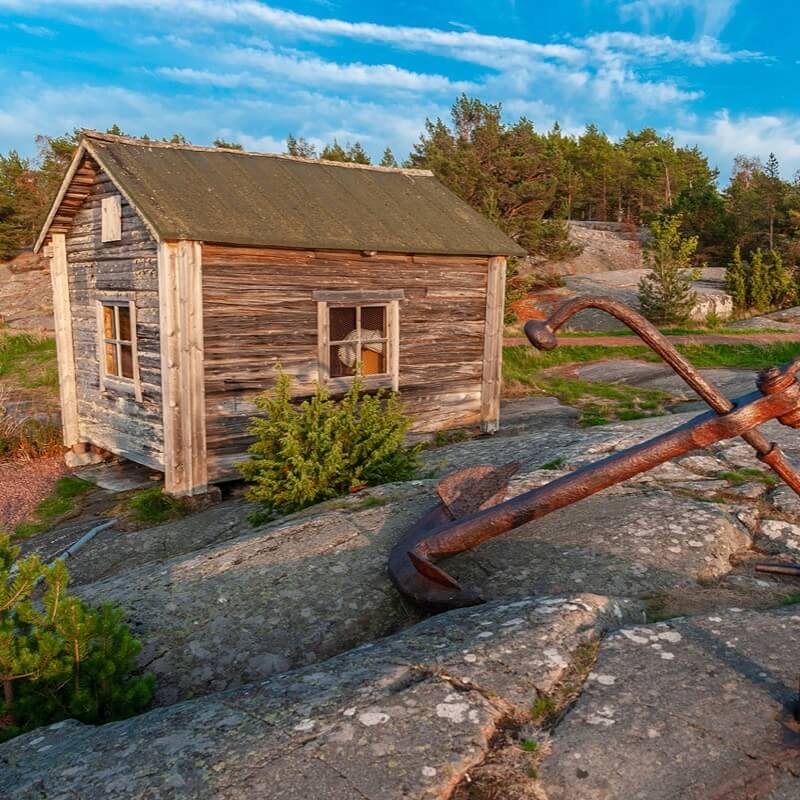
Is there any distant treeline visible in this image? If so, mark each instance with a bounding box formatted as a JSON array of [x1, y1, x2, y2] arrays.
[[2, 96, 800, 270]]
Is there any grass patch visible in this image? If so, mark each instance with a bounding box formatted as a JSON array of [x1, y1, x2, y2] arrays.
[[0, 330, 58, 395], [504, 341, 800, 375], [719, 468, 778, 487], [558, 326, 792, 338], [125, 487, 188, 525], [504, 348, 673, 426], [529, 694, 557, 723], [13, 476, 93, 539], [502, 341, 800, 425], [674, 341, 800, 369], [529, 640, 601, 729], [781, 591, 800, 606], [540, 457, 565, 470], [519, 739, 540, 753], [643, 593, 684, 623]]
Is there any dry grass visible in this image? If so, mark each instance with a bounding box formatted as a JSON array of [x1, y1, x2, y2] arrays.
[[0, 389, 62, 461]]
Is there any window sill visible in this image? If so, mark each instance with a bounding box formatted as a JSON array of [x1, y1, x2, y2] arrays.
[[326, 374, 395, 394]]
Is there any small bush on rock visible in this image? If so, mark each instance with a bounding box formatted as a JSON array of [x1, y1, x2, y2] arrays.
[[240, 372, 421, 514], [0, 535, 153, 740]]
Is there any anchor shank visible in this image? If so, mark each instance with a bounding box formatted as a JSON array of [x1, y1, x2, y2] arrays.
[[416, 387, 800, 564]]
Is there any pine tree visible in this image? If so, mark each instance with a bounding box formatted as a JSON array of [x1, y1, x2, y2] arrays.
[[0, 536, 153, 740], [637, 215, 699, 324], [379, 147, 398, 168], [285, 134, 317, 159], [748, 248, 771, 311], [725, 245, 747, 310]]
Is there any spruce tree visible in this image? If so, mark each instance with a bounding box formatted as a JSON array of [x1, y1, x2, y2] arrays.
[[767, 249, 796, 309], [725, 245, 747, 310], [637, 215, 699, 324], [748, 248, 771, 311], [380, 147, 398, 168]]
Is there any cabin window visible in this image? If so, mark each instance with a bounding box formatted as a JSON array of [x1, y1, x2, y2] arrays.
[[101, 195, 122, 242], [313, 290, 403, 391], [97, 299, 142, 401]]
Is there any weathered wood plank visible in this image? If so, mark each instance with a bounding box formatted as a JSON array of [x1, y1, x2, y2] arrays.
[[480, 256, 506, 433], [159, 241, 208, 496], [50, 233, 80, 446]]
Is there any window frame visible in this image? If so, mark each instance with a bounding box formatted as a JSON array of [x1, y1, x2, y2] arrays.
[[96, 296, 142, 401], [314, 290, 402, 393]]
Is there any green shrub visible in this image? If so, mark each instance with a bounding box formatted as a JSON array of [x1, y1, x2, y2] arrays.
[[240, 372, 421, 514], [0, 535, 153, 740]]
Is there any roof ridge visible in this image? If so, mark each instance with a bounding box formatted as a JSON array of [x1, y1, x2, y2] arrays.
[[79, 130, 434, 177]]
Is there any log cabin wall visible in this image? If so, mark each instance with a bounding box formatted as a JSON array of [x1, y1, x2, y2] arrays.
[[64, 161, 165, 469], [202, 244, 490, 480]]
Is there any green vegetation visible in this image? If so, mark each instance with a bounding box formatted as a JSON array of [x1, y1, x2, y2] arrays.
[[718, 468, 778, 487], [427, 429, 469, 449], [12, 477, 92, 539], [540, 457, 565, 470], [0, 330, 58, 394], [674, 341, 800, 369], [0, 535, 153, 741], [124, 487, 188, 525], [505, 340, 800, 373], [503, 338, 800, 426], [240, 372, 421, 515], [781, 591, 800, 606], [503, 345, 673, 426], [529, 694, 557, 722], [557, 326, 791, 337], [638, 215, 699, 325], [643, 593, 682, 623], [520, 739, 540, 752]]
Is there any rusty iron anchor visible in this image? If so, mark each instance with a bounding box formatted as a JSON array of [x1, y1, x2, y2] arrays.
[[389, 296, 800, 610]]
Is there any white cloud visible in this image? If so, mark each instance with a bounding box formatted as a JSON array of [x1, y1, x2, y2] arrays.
[[617, 0, 739, 37], [673, 110, 800, 178], [580, 31, 763, 65], [14, 22, 55, 37], [216, 44, 477, 93]]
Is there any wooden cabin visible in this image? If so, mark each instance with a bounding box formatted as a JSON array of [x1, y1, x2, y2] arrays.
[[35, 132, 525, 496]]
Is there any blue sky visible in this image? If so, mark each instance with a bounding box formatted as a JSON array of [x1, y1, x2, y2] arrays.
[[1, 0, 799, 178]]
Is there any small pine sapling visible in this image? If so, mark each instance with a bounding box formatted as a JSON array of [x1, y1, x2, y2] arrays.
[[638, 215, 699, 325], [0, 536, 153, 740]]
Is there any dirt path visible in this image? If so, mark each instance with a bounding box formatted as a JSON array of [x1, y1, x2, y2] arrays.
[[0, 456, 66, 529], [505, 331, 800, 347]]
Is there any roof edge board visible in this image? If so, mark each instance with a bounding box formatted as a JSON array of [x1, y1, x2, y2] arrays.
[[34, 142, 88, 252], [79, 129, 434, 177]]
